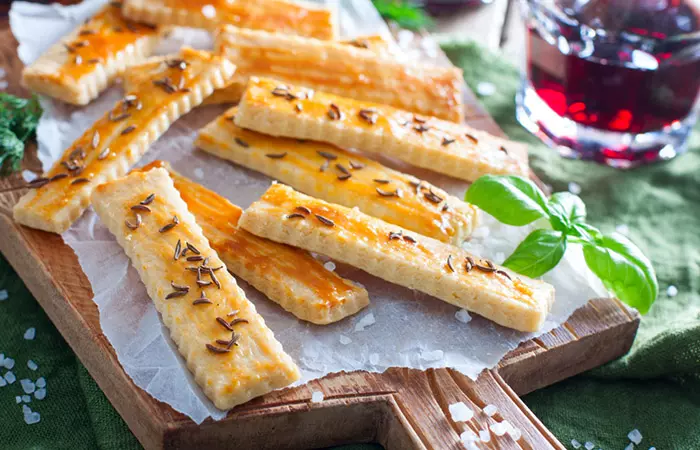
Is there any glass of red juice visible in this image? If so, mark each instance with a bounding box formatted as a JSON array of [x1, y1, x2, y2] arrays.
[[517, 0, 700, 168]]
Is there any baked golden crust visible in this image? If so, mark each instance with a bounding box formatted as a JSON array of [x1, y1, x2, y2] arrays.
[[196, 107, 479, 244], [13, 48, 237, 234], [123, 0, 336, 39], [139, 160, 370, 325], [21, 2, 164, 105], [240, 184, 554, 333], [234, 77, 529, 183], [215, 26, 464, 121], [91, 168, 300, 410]]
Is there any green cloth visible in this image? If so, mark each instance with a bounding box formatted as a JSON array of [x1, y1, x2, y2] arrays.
[[443, 41, 700, 449], [0, 41, 698, 450]]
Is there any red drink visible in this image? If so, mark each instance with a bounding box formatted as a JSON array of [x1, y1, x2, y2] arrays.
[[518, 0, 700, 167]]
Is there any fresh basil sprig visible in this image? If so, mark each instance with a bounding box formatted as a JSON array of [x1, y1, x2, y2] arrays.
[[465, 175, 658, 313], [0, 93, 42, 175]]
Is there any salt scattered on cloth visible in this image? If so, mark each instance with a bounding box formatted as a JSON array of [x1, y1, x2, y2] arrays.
[[483, 404, 497, 417], [0, 289, 8, 301], [4, 371, 16, 384], [20, 379, 35, 394], [455, 309, 472, 324], [0, 377, 6, 387], [22, 394, 31, 403], [624, 444, 634, 450], [34, 388, 47, 400], [23, 327, 36, 340], [476, 81, 496, 97], [23, 406, 40, 425], [667, 285, 678, 297], [448, 402, 473, 422], [568, 182, 582, 195], [15, 396, 21, 404], [339, 335, 352, 345], [310, 391, 324, 403], [27, 360, 38, 371], [35, 377, 46, 388], [571, 439, 582, 449], [353, 312, 375, 332], [4, 357, 15, 370], [585, 441, 595, 449], [628, 429, 643, 444]]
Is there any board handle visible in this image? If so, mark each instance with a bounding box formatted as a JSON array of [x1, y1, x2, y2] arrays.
[[377, 368, 565, 449]]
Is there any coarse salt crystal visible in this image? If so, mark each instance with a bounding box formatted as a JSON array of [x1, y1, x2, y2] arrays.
[[5, 371, 16, 384], [27, 360, 38, 371], [35, 388, 47, 400], [339, 335, 352, 345], [448, 402, 473, 422], [490, 421, 507, 436], [571, 439, 582, 449], [479, 429, 491, 442], [420, 350, 444, 361], [667, 285, 678, 297], [369, 353, 379, 365], [22, 170, 38, 183], [354, 312, 375, 332], [20, 379, 35, 394], [0, 377, 6, 387], [310, 391, 324, 403], [15, 396, 21, 404], [508, 426, 522, 441], [649, 447, 656, 450], [568, 182, 582, 195], [455, 309, 472, 324], [0, 289, 8, 301], [585, 442, 595, 450], [24, 411, 41, 425], [22, 395, 31, 403], [624, 444, 634, 450], [323, 261, 336, 272], [0, 353, 3, 364], [459, 429, 477, 443], [4, 357, 15, 369], [476, 82, 496, 97], [36, 377, 46, 388], [616, 224, 630, 235], [483, 404, 497, 417], [24, 327, 36, 340], [193, 167, 204, 179], [628, 429, 642, 444], [201, 4, 216, 18]]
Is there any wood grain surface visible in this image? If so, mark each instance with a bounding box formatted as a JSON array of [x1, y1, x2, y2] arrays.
[[0, 11, 639, 450]]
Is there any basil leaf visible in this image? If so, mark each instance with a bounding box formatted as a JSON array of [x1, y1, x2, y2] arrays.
[[547, 192, 586, 232], [465, 175, 549, 226], [502, 229, 567, 278], [0, 128, 25, 175], [583, 236, 657, 313]]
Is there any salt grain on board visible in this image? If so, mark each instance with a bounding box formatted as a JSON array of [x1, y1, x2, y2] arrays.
[[459, 429, 477, 443], [24, 328, 36, 340], [448, 402, 473, 422], [483, 404, 497, 417], [479, 429, 491, 442], [354, 312, 375, 332], [0, 289, 8, 301], [455, 309, 472, 324], [628, 429, 642, 444], [310, 391, 324, 403], [489, 421, 507, 436]]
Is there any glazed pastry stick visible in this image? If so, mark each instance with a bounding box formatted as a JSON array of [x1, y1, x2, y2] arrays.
[[13, 48, 237, 234], [196, 107, 479, 245], [123, 0, 337, 39], [215, 27, 464, 121], [139, 160, 370, 325], [240, 184, 554, 332], [21, 2, 165, 105], [92, 168, 300, 409], [234, 77, 528, 182]]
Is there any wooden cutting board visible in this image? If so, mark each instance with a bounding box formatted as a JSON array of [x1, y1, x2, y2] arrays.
[[0, 21, 639, 450]]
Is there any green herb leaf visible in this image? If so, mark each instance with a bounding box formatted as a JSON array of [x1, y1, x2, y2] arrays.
[[502, 229, 567, 278], [371, 0, 433, 30], [0, 127, 26, 175], [0, 93, 42, 176], [583, 234, 658, 313], [547, 192, 586, 232], [465, 175, 549, 226]]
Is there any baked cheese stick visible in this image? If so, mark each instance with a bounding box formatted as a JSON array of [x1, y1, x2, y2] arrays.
[[13, 48, 236, 234], [92, 168, 300, 409], [139, 160, 370, 324], [216, 27, 464, 121], [122, 34, 393, 106], [240, 184, 554, 332], [234, 78, 528, 182], [21, 2, 165, 105], [196, 108, 479, 244], [123, 0, 336, 39]]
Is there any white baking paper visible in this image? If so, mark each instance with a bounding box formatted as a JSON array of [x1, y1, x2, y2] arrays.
[[10, 0, 608, 424]]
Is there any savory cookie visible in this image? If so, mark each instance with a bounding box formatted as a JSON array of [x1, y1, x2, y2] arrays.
[[122, 34, 393, 106], [139, 160, 370, 325], [13, 48, 237, 234], [196, 107, 479, 245], [215, 26, 464, 121], [21, 2, 165, 105], [91, 168, 300, 409], [240, 184, 554, 333], [123, 0, 336, 39], [234, 78, 529, 183]]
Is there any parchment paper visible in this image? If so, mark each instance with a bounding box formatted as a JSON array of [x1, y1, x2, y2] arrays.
[[10, 0, 608, 424]]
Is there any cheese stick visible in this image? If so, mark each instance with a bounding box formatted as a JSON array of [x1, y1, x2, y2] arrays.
[[21, 2, 164, 105], [123, 0, 336, 39], [122, 34, 393, 106], [139, 160, 370, 324], [196, 107, 479, 244], [234, 78, 528, 182], [215, 27, 464, 121], [92, 168, 300, 409], [239, 184, 554, 332], [13, 48, 237, 234]]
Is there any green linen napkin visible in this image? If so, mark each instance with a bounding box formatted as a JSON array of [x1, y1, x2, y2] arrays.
[[1, 40, 698, 450]]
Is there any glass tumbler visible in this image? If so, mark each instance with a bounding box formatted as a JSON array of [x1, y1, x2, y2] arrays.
[[517, 0, 700, 168]]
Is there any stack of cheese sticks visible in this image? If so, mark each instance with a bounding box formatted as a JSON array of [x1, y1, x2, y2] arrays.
[[13, 0, 554, 411]]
